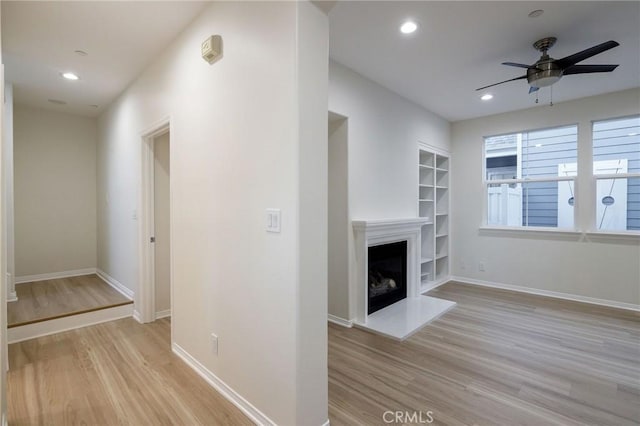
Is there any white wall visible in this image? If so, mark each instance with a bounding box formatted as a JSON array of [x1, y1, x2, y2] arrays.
[[3, 83, 14, 300], [14, 104, 97, 277], [328, 116, 349, 320], [0, 9, 8, 420], [328, 60, 450, 320], [451, 88, 640, 306], [97, 2, 328, 424]]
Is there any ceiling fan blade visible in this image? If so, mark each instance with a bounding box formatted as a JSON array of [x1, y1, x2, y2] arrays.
[[502, 62, 534, 69], [563, 64, 619, 75], [476, 75, 527, 91], [529, 86, 539, 94], [556, 40, 620, 68]]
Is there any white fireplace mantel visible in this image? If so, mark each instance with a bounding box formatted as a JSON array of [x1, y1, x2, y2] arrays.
[[352, 218, 430, 324]]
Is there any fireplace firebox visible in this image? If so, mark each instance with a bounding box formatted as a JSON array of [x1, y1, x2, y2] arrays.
[[367, 241, 407, 314]]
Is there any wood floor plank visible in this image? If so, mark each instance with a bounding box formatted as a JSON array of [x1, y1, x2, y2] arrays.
[[328, 281, 640, 425], [8, 318, 253, 426], [8, 274, 132, 327]]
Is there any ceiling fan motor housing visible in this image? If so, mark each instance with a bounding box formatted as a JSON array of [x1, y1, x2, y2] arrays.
[[527, 57, 563, 88]]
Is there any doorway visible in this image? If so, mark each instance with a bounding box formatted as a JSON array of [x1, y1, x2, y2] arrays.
[[153, 132, 171, 320], [139, 119, 172, 324]]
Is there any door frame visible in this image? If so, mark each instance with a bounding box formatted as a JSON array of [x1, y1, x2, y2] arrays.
[[138, 117, 172, 325]]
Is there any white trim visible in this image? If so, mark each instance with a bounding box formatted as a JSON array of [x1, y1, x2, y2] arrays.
[[479, 226, 582, 237], [155, 309, 171, 320], [15, 268, 97, 284], [7, 291, 16, 302], [8, 304, 133, 344], [420, 277, 450, 293], [171, 342, 276, 426], [320, 420, 330, 426], [96, 268, 134, 299], [451, 276, 640, 312], [585, 231, 640, 242], [327, 314, 352, 328], [485, 175, 576, 185], [133, 310, 142, 323]]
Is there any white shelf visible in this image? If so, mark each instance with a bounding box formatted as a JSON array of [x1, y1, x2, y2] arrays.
[[419, 146, 450, 285]]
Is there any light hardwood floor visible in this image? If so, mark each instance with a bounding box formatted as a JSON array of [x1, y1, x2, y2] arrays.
[[329, 281, 640, 425], [8, 318, 253, 426], [8, 274, 132, 327], [8, 282, 639, 425]]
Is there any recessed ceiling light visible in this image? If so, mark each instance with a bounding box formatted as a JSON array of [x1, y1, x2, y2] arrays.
[[61, 72, 80, 80], [400, 21, 418, 34], [48, 99, 67, 105], [628, 132, 639, 136], [480, 93, 493, 101], [535, 143, 543, 148], [528, 9, 544, 18], [74, 50, 88, 56]]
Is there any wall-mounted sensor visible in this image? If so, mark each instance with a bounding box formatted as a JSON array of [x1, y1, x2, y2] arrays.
[[202, 35, 223, 64]]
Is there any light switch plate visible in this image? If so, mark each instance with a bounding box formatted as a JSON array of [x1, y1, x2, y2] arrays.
[[266, 209, 281, 233]]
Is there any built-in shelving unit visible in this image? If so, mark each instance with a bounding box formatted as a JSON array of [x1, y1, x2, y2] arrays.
[[418, 145, 450, 292]]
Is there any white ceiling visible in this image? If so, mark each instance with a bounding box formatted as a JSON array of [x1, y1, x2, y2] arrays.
[[2, 1, 638, 121], [329, 1, 640, 122], [2, 1, 209, 117]]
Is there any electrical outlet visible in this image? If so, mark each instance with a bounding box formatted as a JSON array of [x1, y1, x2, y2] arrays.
[[479, 261, 486, 272], [211, 333, 218, 356]]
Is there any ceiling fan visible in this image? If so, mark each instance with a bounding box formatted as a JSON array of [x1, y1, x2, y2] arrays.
[[477, 37, 620, 93]]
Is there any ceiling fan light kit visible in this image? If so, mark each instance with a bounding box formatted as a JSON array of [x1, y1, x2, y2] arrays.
[[477, 37, 620, 94]]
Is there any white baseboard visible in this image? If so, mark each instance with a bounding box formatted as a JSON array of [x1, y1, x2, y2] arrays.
[[7, 291, 17, 302], [420, 277, 450, 293], [96, 268, 134, 300], [8, 303, 133, 344], [320, 420, 330, 426], [327, 314, 352, 328], [15, 268, 97, 284], [450, 276, 640, 312], [172, 342, 276, 426], [133, 310, 142, 323], [155, 309, 171, 319]]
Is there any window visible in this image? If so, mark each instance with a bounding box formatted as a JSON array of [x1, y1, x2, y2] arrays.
[[484, 125, 578, 228], [592, 116, 640, 231]]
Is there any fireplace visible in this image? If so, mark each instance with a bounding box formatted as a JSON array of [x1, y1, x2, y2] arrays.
[[352, 218, 457, 340], [368, 241, 407, 314]]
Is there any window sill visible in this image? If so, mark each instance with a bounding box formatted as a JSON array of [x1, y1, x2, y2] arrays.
[[479, 226, 582, 239], [585, 231, 640, 243], [479, 226, 640, 243]]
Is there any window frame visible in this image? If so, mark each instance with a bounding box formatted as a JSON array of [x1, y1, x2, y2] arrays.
[[590, 115, 640, 234], [482, 124, 579, 231]]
